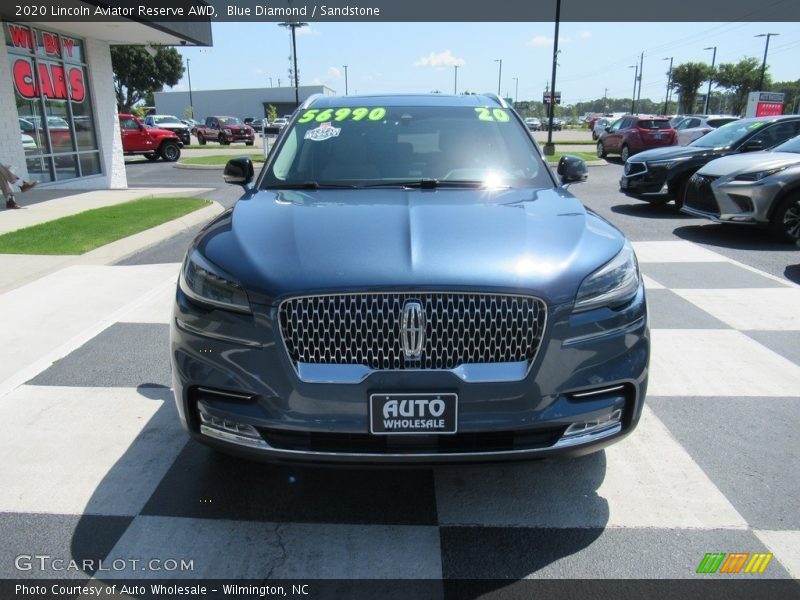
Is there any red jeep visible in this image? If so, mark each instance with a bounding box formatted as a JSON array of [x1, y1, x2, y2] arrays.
[[118, 113, 182, 161], [196, 116, 254, 146]]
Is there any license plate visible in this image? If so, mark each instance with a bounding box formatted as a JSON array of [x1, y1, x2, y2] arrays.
[[652, 133, 663, 140], [370, 393, 457, 435]]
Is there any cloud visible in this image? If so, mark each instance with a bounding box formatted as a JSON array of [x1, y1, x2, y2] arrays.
[[414, 50, 465, 69], [527, 35, 572, 47], [295, 26, 320, 36], [327, 66, 341, 79], [579, 31, 591, 39]]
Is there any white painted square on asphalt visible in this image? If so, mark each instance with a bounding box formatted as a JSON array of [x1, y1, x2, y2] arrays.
[[674, 288, 800, 331], [118, 276, 179, 325], [103, 516, 442, 579], [754, 530, 800, 579], [0, 385, 185, 516], [648, 329, 800, 397], [642, 275, 665, 290], [631, 241, 728, 263], [434, 406, 746, 529]]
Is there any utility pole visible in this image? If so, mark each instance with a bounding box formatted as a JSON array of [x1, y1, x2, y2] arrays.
[[494, 59, 502, 96], [185, 58, 193, 119], [279, 22, 308, 108], [755, 33, 778, 91], [513, 77, 519, 105], [603, 87, 608, 111], [663, 57, 673, 115], [543, 0, 561, 156], [636, 52, 643, 114], [342, 65, 348, 95], [454, 64, 459, 95], [629, 64, 638, 114], [703, 47, 717, 114]]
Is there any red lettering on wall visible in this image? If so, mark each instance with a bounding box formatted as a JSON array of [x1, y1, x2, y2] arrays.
[[42, 32, 61, 57], [13, 59, 85, 103], [62, 38, 75, 58], [67, 67, 85, 102], [12, 59, 36, 98], [7, 25, 34, 50]]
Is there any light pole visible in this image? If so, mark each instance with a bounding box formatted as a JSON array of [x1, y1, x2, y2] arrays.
[[512, 77, 519, 105], [454, 65, 459, 95], [755, 33, 778, 91], [186, 58, 193, 119], [342, 65, 348, 95], [662, 57, 673, 116], [268, 77, 273, 87], [629, 64, 638, 114], [279, 22, 308, 108], [543, 0, 561, 156], [703, 46, 717, 114], [636, 52, 643, 113], [494, 59, 502, 96]]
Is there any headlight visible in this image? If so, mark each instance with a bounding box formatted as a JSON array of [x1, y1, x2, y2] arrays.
[[648, 156, 690, 170], [179, 248, 251, 314], [734, 166, 787, 181], [574, 242, 640, 312], [223, 128, 232, 134]]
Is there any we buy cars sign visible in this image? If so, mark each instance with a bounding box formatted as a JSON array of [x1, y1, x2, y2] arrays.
[[746, 92, 785, 117]]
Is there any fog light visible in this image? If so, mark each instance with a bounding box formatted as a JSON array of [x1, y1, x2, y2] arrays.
[[198, 410, 269, 449], [554, 409, 623, 449]]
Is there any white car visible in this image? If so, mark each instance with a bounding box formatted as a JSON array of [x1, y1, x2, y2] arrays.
[[21, 133, 37, 151], [272, 117, 289, 129], [524, 117, 541, 131], [675, 115, 739, 145]]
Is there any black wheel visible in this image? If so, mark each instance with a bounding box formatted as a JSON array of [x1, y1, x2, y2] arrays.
[[245, 141, 254, 146], [219, 135, 230, 146], [144, 153, 159, 161], [160, 141, 180, 162], [596, 141, 607, 159], [592, 131, 598, 141], [197, 133, 206, 145], [769, 194, 800, 243], [620, 145, 631, 163]]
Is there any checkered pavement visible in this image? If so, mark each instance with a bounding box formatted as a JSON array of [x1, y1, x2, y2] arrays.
[[0, 240, 798, 582]]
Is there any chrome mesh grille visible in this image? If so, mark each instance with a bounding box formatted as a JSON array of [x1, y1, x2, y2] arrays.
[[279, 293, 547, 370]]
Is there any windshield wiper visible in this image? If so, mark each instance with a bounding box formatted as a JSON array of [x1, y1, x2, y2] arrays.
[[364, 179, 508, 189], [262, 182, 359, 190]]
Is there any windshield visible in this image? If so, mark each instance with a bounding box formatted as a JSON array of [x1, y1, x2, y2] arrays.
[[261, 104, 549, 188], [690, 119, 767, 148], [154, 116, 182, 124], [772, 135, 800, 154], [219, 117, 243, 126]]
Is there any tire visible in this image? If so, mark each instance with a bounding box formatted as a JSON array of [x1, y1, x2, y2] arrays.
[[769, 194, 800, 243], [620, 145, 631, 163], [159, 141, 180, 162], [197, 133, 206, 145], [592, 131, 598, 141], [596, 141, 607, 159], [144, 153, 159, 161], [219, 135, 230, 146]]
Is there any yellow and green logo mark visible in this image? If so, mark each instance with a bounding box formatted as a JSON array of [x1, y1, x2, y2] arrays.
[[697, 552, 773, 574]]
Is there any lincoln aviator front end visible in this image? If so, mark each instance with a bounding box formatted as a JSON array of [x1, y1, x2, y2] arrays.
[[170, 93, 649, 464]]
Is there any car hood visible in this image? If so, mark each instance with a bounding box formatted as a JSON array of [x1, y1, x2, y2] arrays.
[[197, 187, 625, 306], [630, 144, 726, 162], [149, 127, 180, 138], [154, 123, 188, 130], [698, 151, 800, 177]]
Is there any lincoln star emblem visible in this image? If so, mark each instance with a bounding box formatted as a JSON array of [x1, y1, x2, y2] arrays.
[[401, 301, 425, 359]]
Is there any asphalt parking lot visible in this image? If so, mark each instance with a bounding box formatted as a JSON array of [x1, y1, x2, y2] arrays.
[[0, 155, 797, 591]]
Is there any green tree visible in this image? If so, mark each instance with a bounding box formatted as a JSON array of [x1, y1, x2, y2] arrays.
[[669, 62, 713, 114], [111, 45, 184, 112], [266, 104, 278, 122], [772, 79, 800, 114], [714, 57, 768, 116]]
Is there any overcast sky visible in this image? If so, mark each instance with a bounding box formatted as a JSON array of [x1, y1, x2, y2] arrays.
[[173, 21, 799, 105]]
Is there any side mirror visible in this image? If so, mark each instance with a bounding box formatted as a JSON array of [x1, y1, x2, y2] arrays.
[[224, 157, 254, 188], [605, 126, 611, 132], [557, 155, 589, 185], [741, 139, 764, 152]]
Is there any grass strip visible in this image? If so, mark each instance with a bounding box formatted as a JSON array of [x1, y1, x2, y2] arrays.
[[0, 196, 210, 255]]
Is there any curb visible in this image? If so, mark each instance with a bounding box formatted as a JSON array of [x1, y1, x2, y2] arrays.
[[175, 160, 266, 170]]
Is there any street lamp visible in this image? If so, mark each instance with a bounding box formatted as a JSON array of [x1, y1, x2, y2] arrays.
[[454, 65, 459, 95], [662, 57, 673, 116], [703, 46, 717, 114], [342, 65, 348, 95], [629, 64, 638, 114], [494, 59, 502, 96], [185, 58, 193, 119], [755, 33, 778, 91], [268, 77, 273, 87], [512, 77, 519, 105], [279, 22, 308, 108], [543, 0, 562, 156]]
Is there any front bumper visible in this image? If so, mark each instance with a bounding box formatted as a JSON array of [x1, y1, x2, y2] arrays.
[[619, 162, 671, 199], [170, 285, 649, 465], [682, 175, 781, 226]]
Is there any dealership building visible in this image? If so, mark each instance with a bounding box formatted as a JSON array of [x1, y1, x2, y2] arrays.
[[155, 85, 336, 123], [0, 7, 212, 190]]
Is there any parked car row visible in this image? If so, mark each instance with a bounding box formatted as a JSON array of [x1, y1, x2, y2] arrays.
[[618, 115, 800, 242]]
